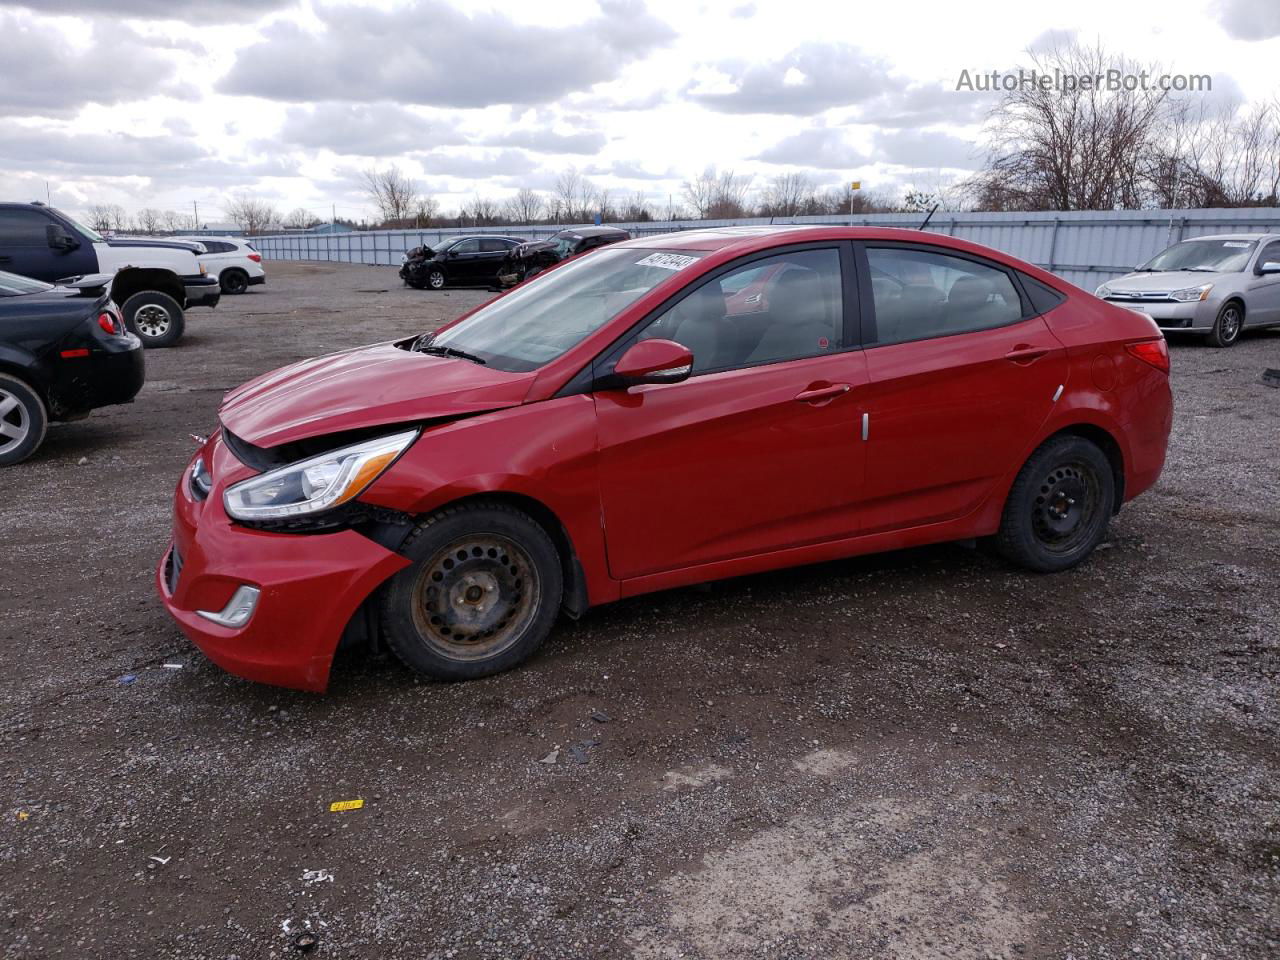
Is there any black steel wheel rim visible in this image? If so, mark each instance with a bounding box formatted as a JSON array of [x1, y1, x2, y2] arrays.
[[411, 534, 540, 661], [1030, 460, 1100, 555]]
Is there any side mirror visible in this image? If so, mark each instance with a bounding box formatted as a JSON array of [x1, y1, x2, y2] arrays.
[[1257, 260, 1280, 275], [612, 339, 694, 386], [47, 224, 79, 252]]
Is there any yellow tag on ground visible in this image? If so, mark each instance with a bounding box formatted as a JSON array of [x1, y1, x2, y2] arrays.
[[329, 799, 364, 813]]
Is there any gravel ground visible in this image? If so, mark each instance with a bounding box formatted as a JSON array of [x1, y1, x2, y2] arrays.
[[1, 261, 1277, 959]]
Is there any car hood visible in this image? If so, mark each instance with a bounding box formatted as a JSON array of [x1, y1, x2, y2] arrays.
[[1107, 270, 1228, 292], [219, 340, 534, 447], [512, 239, 558, 258], [104, 237, 204, 253]]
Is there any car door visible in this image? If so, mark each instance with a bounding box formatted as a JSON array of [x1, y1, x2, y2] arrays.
[[1246, 239, 1280, 326], [447, 238, 482, 282], [476, 239, 511, 282], [0, 208, 88, 281], [855, 243, 1069, 535], [594, 244, 869, 581]]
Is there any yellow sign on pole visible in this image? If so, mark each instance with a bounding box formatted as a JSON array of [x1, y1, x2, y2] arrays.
[[851, 181, 861, 190]]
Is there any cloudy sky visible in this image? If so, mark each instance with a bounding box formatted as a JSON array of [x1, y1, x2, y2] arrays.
[[1, 0, 1277, 225]]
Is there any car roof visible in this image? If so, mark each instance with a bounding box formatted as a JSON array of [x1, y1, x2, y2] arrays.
[[559, 226, 629, 238], [615, 224, 982, 253], [1180, 233, 1280, 242]]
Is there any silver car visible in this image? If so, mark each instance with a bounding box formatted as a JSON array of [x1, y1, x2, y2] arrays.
[[1095, 233, 1280, 347]]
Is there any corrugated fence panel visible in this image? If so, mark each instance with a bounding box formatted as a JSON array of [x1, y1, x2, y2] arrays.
[[252, 208, 1280, 293]]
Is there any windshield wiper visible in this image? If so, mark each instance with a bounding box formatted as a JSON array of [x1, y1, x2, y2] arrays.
[[1183, 267, 1218, 272], [416, 342, 487, 365]]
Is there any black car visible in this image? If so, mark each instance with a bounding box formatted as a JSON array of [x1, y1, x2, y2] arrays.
[[399, 235, 525, 290], [0, 270, 144, 466], [496, 226, 631, 288]]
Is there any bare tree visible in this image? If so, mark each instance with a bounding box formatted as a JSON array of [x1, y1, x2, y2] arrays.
[[134, 208, 163, 234], [224, 193, 280, 234], [461, 195, 500, 226], [363, 165, 419, 225], [1147, 97, 1280, 207], [503, 188, 544, 225], [970, 39, 1169, 210], [552, 169, 598, 223], [619, 191, 652, 221], [413, 196, 441, 226], [283, 207, 319, 229], [681, 166, 754, 218], [108, 205, 129, 232], [161, 210, 194, 232], [86, 204, 119, 232], [759, 172, 817, 217]]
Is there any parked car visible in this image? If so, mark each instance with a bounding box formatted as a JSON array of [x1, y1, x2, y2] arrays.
[[399, 235, 525, 290], [0, 202, 220, 348], [1096, 233, 1280, 347], [496, 226, 630, 288], [177, 236, 265, 295], [0, 270, 144, 466], [159, 226, 1172, 692]]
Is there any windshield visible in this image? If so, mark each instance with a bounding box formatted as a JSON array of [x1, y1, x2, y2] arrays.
[[428, 247, 704, 372], [551, 234, 579, 258], [51, 208, 105, 243], [0, 270, 54, 297], [1141, 238, 1257, 273]]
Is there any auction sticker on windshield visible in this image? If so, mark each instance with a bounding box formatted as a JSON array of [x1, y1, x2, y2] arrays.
[[636, 253, 700, 271]]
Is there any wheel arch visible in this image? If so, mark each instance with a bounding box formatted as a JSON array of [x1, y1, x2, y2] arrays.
[[1042, 422, 1126, 512], [111, 267, 185, 306], [408, 491, 589, 619]]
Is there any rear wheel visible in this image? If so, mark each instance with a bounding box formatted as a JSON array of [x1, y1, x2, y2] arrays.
[[380, 503, 563, 680], [220, 268, 249, 295], [0, 374, 48, 467], [995, 436, 1115, 572], [1207, 300, 1244, 347], [122, 290, 185, 348]]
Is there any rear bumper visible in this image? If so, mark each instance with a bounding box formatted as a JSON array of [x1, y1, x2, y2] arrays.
[[183, 276, 222, 309], [157, 445, 409, 692], [248, 274, 266, 287], [47, 333, 145, 419]]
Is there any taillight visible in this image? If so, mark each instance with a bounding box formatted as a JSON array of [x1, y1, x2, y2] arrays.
[[247, 253, 262, 263], [1126, 338, 1170, 374], [97, 311, 120, 335]]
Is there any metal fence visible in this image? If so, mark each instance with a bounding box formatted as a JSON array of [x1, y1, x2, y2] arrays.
[[253, 207, 1280, 293]]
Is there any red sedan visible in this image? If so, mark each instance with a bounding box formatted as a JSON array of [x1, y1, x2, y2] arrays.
[[158, 227, 1172, 692]]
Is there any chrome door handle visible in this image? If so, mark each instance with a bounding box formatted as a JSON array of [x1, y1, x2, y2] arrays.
[[794, 383, 851, 403]]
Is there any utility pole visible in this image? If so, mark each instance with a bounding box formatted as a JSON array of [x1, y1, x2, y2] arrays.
[[45, 181, 51, 204], [192, 200, 199, 231], [848, 180, 861, 226]]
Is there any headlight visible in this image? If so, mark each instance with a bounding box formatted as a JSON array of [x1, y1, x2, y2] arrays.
[[1095, 283, 1113, 298], [1169, 283, 1213, 302], [223, 429, 418, 521], [199, 263, 208, 276]]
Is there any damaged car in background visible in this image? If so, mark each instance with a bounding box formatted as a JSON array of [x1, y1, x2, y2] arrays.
[[496, 226, 631, 288], [399, 235, 524, 290]]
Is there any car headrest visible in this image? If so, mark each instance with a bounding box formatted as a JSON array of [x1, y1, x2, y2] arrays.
[[948, 275, 991, 310]]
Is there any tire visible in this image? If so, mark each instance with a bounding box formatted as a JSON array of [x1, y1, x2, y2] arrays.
[[0, 374, 48, 467], [427, 268, 446, 290], [995, 435, 1115, 573], [220, 269, 249, 295], [380, 502, 563, 681], [122, 290, 185, 348], [1207, 300, 1244, 348]]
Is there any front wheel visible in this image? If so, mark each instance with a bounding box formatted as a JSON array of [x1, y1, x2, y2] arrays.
[[995, 436, 1115, 573], [427, 268, 446, 290], [1207, 301, 1244, 348], [0, 374, 48, 467], [122, 291, 185, 348], [380, 503, 563, 681]]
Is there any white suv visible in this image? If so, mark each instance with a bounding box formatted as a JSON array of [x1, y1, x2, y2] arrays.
[[178, 236, 265, 295]]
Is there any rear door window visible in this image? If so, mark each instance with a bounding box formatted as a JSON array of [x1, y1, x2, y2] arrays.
[[865, 246, 1025, 345]]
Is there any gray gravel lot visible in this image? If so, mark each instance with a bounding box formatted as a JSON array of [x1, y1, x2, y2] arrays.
[[1, 261, 1277, 959]]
